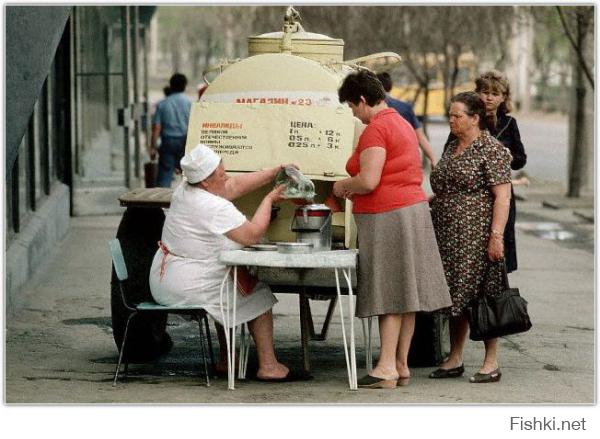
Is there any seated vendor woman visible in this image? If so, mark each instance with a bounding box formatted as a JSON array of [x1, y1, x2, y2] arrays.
[[149, 143, 299, 382]]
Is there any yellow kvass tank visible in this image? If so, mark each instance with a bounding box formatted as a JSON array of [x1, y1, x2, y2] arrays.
[[184, 7, 400, 249]]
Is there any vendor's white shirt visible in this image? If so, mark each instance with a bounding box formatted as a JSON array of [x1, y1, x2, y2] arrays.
[[149, 182, 276, 326]]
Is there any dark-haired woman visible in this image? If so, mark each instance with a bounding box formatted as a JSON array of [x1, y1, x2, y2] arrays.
[[429, 92, 512, 383], [476, 70, 526, 273], [333, 70, 451, 389]]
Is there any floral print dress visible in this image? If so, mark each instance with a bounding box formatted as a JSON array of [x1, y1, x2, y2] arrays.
[[430, 131, 512, 316]]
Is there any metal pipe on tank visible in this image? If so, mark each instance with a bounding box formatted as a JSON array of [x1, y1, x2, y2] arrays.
[[280, 25, 293, 54]]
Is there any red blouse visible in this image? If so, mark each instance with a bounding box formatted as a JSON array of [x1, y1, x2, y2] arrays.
[[346, 108, 426, 213]]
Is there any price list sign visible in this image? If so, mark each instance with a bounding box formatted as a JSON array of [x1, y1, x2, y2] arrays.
[[288, 122, 343, 151], [186, 102, 357, 177]]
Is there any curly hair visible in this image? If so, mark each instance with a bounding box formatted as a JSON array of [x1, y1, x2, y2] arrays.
[[338, 70, 386, 106], [475, 69, 513, 114], [450, 91, 487, 130]]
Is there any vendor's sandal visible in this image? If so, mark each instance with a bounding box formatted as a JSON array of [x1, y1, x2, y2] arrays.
[[357, 374, 398, 389], [469, 368, 501, 383], [254, 369, 313, 383], [428, 364, 465, 379]]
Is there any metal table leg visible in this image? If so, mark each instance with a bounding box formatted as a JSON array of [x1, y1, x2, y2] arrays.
[[335, 268, 357, 390], [231, 267, 237, 389], [343, 268, 357, 389], [362, 317, 373, 372], [219, 266, 236, 390]]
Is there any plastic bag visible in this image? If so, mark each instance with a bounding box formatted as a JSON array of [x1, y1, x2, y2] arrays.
[[275, 166, 316, 201]]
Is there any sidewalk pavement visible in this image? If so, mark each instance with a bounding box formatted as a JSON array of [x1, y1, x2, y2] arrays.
[[4, 186, 594, 404]]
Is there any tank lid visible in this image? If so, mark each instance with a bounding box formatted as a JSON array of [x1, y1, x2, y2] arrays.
[[251, 30, 341, 44], [248, 6, 344, 60]]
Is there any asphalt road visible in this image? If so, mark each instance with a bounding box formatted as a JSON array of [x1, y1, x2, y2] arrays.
[[426, 112, 569, 186]]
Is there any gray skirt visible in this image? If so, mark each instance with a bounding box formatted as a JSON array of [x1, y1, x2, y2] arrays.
[[354, 201, 452, 318]]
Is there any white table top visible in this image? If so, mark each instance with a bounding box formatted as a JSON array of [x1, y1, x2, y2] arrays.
[[219, 249, 358, 269]]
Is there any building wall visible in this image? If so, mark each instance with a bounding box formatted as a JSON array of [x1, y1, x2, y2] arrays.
[[72, 6, 152, 214], [5, 5, 154, 314], [5, 6, 71, 176]]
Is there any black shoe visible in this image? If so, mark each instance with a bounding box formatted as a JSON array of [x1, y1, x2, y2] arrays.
[[469, 368, 501, 383], [428, 364, 465, 379]]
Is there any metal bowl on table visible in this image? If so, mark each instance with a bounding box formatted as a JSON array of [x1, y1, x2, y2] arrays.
[[276, 242, 313, 254], [243, 244, 278, 252]]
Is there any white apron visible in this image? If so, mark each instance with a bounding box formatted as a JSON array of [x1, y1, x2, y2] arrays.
[[149, 182, 276, 327]]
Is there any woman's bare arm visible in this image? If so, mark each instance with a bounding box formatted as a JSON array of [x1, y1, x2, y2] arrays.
[[488, 183, 511, 261], [222, 166, 282, 201], [225, 186, 285, 246], [332, 147, 386, 198]]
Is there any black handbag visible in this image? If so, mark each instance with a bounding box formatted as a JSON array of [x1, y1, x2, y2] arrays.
[[467, 262, 532, 341]]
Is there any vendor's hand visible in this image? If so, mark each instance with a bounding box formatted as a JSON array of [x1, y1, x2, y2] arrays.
[[487, 236, 504, 262], [278, 163, 299, 172], [267, 185, 286, 204]]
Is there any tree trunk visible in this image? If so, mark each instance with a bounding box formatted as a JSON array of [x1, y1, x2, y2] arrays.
[[224, 13, 234, 58], [567, 20, 587, 198], [421, 84, 430, 137], [191, 48, 202, 80], [445, 53, 460, 118], [412, 86, 422, 108], [170, 39, 181, 72], [567, 84, 586, 198], [203, 31, 214, 77]]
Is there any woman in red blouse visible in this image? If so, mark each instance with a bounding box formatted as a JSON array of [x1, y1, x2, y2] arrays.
[[333, 70, 451, 389]]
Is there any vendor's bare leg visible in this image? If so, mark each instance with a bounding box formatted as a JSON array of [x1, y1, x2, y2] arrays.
[[395, 312, 415, 379], [247, 310, 289, 379], [370, 313, 401, 380]]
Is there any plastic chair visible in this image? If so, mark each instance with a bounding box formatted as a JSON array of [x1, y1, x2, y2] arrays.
[[109, 238, 215, 386]]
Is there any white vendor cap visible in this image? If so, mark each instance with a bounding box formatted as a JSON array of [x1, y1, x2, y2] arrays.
[[180, 143, 221, 183]]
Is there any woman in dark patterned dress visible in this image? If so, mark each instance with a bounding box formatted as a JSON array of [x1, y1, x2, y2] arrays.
[[428, 92, 512, 383], [476, 70, 527, 273], [445, 72, 526, 273]]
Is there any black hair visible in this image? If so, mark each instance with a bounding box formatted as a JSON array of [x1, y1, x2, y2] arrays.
[[338, 70, 386, 106], [376, 72, 393, 93], [163, 86, 172, 97], [169, 73, 188, 93], [450, 91, 487, 130]]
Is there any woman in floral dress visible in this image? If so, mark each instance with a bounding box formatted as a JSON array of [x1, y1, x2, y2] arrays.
[[429, 92, 512, 383]]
